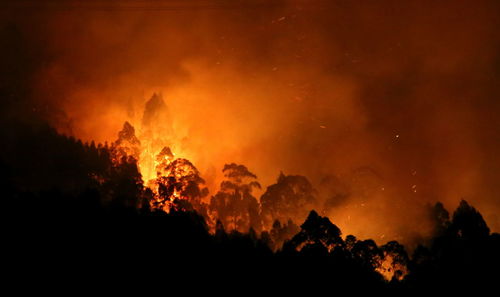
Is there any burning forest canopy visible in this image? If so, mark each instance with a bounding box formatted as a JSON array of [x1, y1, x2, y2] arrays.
[[1, 0, 500, 289]]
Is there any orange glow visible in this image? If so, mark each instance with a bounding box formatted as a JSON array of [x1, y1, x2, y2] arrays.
[[13, 0, 500, 245], [376, 254, 409, 282]]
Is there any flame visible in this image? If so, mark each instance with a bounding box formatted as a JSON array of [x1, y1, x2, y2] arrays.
[[111, 94, 209, 214], [375, 252, 409, 282]]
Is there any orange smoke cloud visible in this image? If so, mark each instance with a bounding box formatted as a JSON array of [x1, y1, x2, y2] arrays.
[[3, 0, 500, 245]]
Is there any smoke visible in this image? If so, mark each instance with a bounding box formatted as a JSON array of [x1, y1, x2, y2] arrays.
[[2, 0, 500, 244]]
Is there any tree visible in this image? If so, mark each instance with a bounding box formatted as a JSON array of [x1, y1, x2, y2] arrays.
[[260, 172, 317, 230], [209, 163, 262, 233], [450, 200, 490, 240], [283, 210, 343, 254], [268, 219, 300, 251], [351, 239, 383, 270], [429, 202, 451, 237], [105, 155, 145, 209], [153, 148, 209, 215], [112, 121, 141, 163], [379, 241, 409, 282]]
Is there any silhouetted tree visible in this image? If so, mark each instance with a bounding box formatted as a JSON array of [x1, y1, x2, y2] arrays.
[[450, 200, 490, 240], [429, 202, 451, 237], [345, 235, 357, 252], [104, 155, 145, 209], [283, 210, 343, 254], [260, 172, 317, 230], [267, 219, 300, 251], [3, 96, 500, 290], [209, 163, 262, 233], [407, 200, 499, 289], [352, 239, 383, 270]]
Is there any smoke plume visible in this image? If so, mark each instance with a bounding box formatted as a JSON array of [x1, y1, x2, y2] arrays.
[[2, 0, 500, 244]]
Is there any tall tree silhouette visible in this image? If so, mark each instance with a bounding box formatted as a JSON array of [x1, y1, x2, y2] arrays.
[[429, 202, 451, 237], [264, 219, 300, 251], [260, 173, 317, 230], [209, 163, 262, 233], [450, 200, 490, 240], [283, 210, 343, 255]]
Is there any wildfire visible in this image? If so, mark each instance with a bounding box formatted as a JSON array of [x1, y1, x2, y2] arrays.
[[376, 254, 408, 282], [111, 93, 208, 214], [109, 93, 410, 283]]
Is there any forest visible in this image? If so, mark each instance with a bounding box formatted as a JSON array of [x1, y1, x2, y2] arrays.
[[1, 114, 498, 290]]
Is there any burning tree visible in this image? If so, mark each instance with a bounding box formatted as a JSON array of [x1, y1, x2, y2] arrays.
[[209, 163, 262, 233], [140, 93, 174, 182], [141, 93, 172, 132], [108, 109, 211, 217], [377, 241, 409, 282], [112, 121, 141, 163], [152, 146, 209, 215]]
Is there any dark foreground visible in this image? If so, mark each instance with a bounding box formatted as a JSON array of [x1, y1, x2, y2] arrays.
[[0, 120, 499, 292]]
